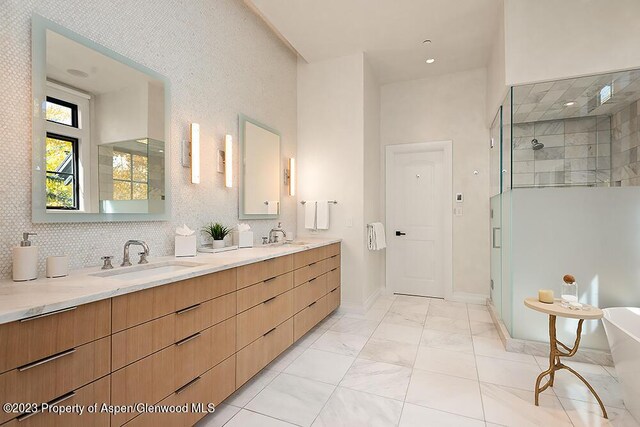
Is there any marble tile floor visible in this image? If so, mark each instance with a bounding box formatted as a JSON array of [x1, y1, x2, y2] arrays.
[[197, 295, 638, 427]]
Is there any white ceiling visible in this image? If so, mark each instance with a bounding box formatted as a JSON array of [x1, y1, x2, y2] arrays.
[[246, 0, 501, 84], [47, 30, 158, 95]]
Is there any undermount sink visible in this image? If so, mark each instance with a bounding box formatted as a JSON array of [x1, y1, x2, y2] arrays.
[[90, 261, 204, 281]]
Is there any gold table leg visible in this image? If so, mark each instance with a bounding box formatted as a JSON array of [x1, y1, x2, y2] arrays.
[[534, 314, 608, 419]]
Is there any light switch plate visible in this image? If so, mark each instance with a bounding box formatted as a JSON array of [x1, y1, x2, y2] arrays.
[[454, 207, 463, 216], [456, 193, 464, 203], [346, 217, 353, 227]]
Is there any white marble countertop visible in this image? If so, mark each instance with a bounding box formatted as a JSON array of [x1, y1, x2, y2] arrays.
[[0, 237, 341, 324]]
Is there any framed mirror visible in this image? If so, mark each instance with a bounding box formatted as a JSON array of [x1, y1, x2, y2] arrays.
[[31, 15, 170, 223], [239, 115, 281, 220]]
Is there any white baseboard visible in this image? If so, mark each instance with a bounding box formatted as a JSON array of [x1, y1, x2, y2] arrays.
[[450, 292, 489, 305], [339, 287, 383, 315]]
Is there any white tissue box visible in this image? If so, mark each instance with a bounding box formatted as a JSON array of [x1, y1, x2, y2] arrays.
[[175, 235, 197, 257], [233, 231, 253, 248]]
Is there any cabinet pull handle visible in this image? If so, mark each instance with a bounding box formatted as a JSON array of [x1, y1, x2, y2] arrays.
[[176, 303, 201, 315], [309, 277, 317, 282], [263, 296, 277, 304], [19, 306, 77, 322], [263, 327, 276, 336], [264, 276, 277, 283], [16, 391, 76, 421], [175, 376, 201, 394], [175, 332, 201, 346], [308, 261, 317, 267], [18, 348, 76, 372], [331, 268, 338, 272], [331, 288, 338, 293], [308, 301, 317, 308]]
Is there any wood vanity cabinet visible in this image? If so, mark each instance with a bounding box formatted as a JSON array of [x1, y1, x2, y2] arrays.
[[0, 242, 340, 427]]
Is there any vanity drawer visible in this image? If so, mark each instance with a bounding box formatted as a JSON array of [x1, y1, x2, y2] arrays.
[[293, 247, 326, 269], [0, 337, 110, 425], [294, 296, 328, 341], [237, 272, 293, 312], [123, 356, 235, 427], [112, 269, 236, 332], [174, 317, 236, 389], [236, 290, 293, 350], [326, 268, 340, 293], [293, 259, 327, 286], [326, 254, 340, 271], [236, 318, 293, 387], [3, 376, 110, 427], [237, 255, 293, 289], [293, 274, 328, 313], [0, 300, 111, 374], [111, 314, 175, 371], [174, 292, 236, 341], [111, 345, 176, 426], [327, 287, 341, 313], [326, 243, 341, 258]]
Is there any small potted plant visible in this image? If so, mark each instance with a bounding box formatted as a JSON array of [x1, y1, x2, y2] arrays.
[[202, 222, 231, 249]]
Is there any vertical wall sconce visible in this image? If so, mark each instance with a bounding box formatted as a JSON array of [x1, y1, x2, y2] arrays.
[[225, 134, 233, 188], [284, 157, 296, 196], [190, 123, 200, 184]]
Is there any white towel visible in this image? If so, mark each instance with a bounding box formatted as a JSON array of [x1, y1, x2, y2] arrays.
[[316, 201, 330, 230], [368, 222, 386, 250], [304, 201, 317, 230], [266, 201, 279, 215]]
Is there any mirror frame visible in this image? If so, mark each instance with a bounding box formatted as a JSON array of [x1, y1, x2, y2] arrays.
[[238, 114, 281, 220], [31, 15, 171, 223]]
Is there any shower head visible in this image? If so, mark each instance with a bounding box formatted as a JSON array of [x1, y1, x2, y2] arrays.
[[531, 139, 545, 150]]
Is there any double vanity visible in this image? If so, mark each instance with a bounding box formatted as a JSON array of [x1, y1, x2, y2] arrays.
[[0, 239, 341, 426]]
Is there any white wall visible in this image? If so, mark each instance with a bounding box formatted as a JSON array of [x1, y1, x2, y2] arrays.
[[297, 53, 383, 310], [297, 53, 366, 308], [363, 56, 383, 304], [504, 0, 640, 85], [0, 0, 296, 277], [380, 68, 490, 299], [486, 0, 507, 124]]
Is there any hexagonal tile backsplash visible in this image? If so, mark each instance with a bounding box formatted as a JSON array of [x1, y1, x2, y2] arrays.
[[0, 0, 297, 278]]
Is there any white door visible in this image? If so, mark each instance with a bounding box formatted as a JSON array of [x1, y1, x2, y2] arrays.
[[386, 142, 452, 298]]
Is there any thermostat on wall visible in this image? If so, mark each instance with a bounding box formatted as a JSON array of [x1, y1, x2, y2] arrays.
[[456, 193, 464, 203]]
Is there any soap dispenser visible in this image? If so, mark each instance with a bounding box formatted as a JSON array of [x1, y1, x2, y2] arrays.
[[12, 233, 38, 282]]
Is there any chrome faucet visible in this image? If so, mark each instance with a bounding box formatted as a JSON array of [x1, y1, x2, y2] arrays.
[[121, 240, 150, 267], [268, 223, 287, 244]]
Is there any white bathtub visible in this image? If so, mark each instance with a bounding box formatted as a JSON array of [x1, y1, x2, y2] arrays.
[[603, 307, 640, 422]]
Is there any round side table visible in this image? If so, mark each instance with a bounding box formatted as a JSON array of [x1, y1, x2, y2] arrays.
[[524, 297, 607, 419]]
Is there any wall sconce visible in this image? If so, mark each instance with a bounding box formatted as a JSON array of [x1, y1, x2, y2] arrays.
[[225, 134, 233, 188], [190, 123, 200, 184], [284, 157, 296, 196]]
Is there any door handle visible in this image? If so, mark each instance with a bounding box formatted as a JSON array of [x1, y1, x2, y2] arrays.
[[395, 231, 406, 236], [492, 227, 501, 249]]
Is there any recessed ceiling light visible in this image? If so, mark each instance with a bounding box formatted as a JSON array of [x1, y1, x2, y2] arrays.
[[426, 58, 435, 64], [66, 68, 88, 78], [564, 101, 576, 107], [423, 39, 432, 44]]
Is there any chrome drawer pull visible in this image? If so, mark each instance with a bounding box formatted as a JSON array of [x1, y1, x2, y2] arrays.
[[176, 303, 201, 315], [18, 348, 76, 372], [175, 332, 201, 346], [16, 391, 75, 421], [19, 306, 77, 322], [264, 276, 277, 283], [263, 327, 276, 337], [308, 301, 317, 308], [175, 376, 201, 395], [263, 296, 277, 304]]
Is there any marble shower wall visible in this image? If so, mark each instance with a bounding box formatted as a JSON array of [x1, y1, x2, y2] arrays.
[[511, 116, 611, 187], [611, 99, 640, 186]]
